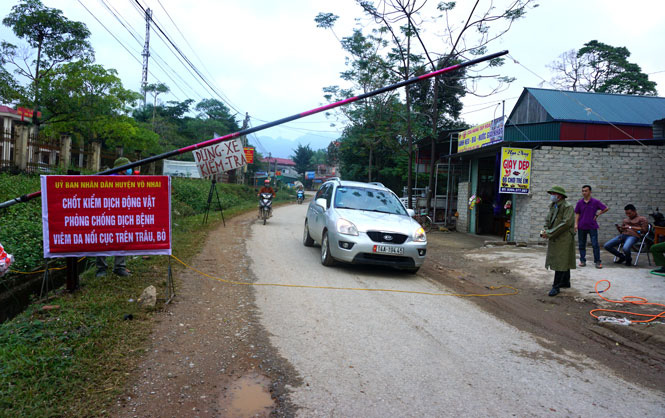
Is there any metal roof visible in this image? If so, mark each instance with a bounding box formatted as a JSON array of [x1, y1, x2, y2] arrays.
[[521, 88, 665, 126]]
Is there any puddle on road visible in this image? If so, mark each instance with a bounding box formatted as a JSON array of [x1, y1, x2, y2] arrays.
[[220, 373, 274, 417]]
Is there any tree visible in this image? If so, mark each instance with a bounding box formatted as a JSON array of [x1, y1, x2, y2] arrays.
[[326, 141, 340, 166], [548, 40, 657, 95], [39, 60, 158, 153], [291, 144, 315, 176], [1, 0, 93, 129], [143, 83, 169, 128], [318, 0, 534, 209]]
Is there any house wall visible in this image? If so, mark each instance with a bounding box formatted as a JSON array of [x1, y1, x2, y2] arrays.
[[512, 144, 665, 243], [457, 181, 469, 232]]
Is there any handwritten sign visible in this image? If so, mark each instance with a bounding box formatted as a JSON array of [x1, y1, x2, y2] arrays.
[[499, 147, 531, 194], [41, 175, 171, 257], [193, 138, 247, 180]]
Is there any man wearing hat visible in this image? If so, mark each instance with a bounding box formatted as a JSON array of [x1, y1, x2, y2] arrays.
[[96, 157, 133, 278], [540, 186, 576, 296]]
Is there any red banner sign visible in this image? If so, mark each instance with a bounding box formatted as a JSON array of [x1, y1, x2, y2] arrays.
[[244, 147, 255, 164], [41, 175, 171, 257], [17, 107, 42, 121]]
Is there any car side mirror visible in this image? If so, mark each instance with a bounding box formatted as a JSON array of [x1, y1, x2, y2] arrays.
[[407, 208, 416, 217], [316, 198, 327, 210]]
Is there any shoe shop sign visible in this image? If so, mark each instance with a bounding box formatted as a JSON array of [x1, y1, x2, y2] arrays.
[[41, 175, 171, 257], [499, 147, 532, 195]]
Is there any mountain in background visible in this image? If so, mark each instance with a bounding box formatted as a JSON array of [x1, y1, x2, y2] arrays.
[[248, 133, 338, 159]]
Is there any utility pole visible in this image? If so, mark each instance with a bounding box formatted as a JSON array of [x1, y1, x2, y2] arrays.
[[238, 112, 250, 184], [141, 8, 152, 107]]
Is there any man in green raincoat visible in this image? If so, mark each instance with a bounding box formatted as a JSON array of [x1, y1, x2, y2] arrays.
[[540, 186, 576, 296]]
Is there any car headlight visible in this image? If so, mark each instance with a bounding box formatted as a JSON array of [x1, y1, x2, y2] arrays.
[[413, 227, 427, 242], [336, 218, 359, 236]]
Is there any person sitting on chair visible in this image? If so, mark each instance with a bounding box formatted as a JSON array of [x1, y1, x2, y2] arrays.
[[603, 204, 649, 266]]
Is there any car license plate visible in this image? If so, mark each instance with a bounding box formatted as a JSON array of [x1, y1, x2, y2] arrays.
[[373, 245, 403, 255]]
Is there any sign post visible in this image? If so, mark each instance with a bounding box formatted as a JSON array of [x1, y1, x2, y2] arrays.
[[193, 138, 248, 226]]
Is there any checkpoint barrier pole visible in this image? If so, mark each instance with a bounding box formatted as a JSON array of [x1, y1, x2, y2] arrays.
[[0, 50, 509, 210]]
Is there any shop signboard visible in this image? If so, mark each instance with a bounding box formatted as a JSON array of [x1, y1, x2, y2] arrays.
[[305, 171, 315, 179], [41, 175, 171, 257], [244, 147, 255, 164], [458, 117, 504, 153], [499, 147, 531, 194]]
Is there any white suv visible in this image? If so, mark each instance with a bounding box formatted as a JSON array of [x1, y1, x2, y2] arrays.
[[302, 179, 427, 273]]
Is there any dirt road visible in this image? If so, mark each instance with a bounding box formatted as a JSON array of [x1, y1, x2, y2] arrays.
[[114, 202, 664, 416], [249, 204, 664, 416]]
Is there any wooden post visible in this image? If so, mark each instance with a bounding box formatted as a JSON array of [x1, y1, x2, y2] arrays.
[[66, 169, 81, 292]]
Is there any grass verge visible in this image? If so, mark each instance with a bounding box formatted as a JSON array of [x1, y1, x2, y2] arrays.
[[0, 188, 294, 416]]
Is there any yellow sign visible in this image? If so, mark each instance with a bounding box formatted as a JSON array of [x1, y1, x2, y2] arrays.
[[500, 147, 531, 194], [458, 117, 504, 153]]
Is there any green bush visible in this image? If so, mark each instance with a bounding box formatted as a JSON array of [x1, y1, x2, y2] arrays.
[[0, 173, 44, 271], [0, 175, 295, 274]]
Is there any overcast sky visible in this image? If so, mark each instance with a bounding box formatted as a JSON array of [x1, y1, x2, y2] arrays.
[[1, 0, 664, 148]]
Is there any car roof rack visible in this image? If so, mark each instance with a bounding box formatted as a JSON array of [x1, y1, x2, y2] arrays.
[[327, 177, 342, 184], [368, 182, 385, 187]]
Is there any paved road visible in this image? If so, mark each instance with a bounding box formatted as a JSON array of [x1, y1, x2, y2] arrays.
[[248, 203, 664, 417]]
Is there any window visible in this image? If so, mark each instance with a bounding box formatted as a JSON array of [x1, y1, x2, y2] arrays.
[[334, 186, 407, 216]]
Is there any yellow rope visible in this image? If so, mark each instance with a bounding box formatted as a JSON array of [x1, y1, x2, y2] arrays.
[[169, 255, 519, 298], [9, 257, 87, 275]]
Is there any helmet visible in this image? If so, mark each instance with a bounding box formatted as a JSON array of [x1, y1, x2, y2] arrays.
[[113, 156, 131, 168], [264, 179, 270, 184]]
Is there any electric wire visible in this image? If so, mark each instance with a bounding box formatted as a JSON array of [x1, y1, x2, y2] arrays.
[[130, 1, 217, 102], [77, 0, 183, 101], [98, 0, 205, 100], [132, 0, 245, 115], [507, 53, 665, 162], [154, 0, 219, 84]]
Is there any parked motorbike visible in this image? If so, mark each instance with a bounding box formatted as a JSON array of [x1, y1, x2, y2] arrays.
[[649, 207, 665, 227], [297, 190, 305, 204], [259, 193, 273, 225]]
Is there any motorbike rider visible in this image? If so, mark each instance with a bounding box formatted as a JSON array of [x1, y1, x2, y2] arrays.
[[296, 185, 305, 202], [258, 179, 275, 218]]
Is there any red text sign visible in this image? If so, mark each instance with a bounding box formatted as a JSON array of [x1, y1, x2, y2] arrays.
[[17, 107, 42, 121], [41, 175, 171, 257], [244, 147, 255, 164]]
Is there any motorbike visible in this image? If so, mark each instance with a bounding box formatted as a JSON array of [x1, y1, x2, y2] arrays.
[[649, 207, 665, 227], [297, 190, 305, 204], [259, 193, 273, 225]]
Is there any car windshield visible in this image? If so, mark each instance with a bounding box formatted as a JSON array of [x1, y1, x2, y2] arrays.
[[334, 186, 407, 215]]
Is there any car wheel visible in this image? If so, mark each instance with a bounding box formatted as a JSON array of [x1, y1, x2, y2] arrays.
[[320, 231, 335, 266], [303, 220, 314, 247]]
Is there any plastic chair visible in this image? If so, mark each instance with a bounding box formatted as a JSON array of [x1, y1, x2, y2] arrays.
[[614, 224, 654, 266]]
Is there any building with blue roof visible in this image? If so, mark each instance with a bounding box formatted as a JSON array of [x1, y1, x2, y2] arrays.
[[452, 87, 665, 249]]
